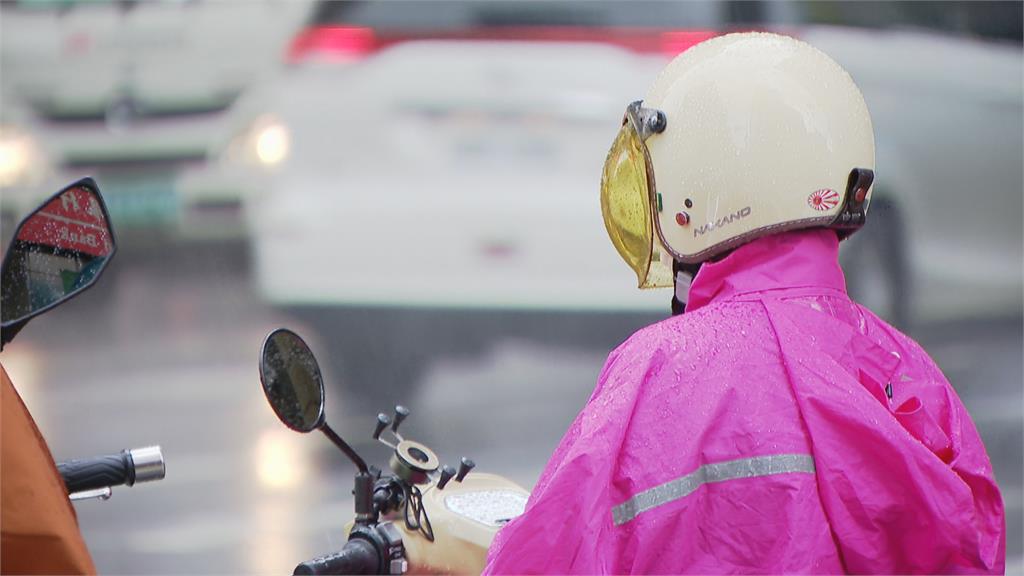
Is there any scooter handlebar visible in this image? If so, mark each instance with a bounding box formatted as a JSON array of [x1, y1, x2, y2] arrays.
[[293, 538, 380, 575], [57, 446, 165, 494]]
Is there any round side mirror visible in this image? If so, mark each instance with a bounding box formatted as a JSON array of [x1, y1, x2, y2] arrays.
[[1, 178, 116, 328], [259, 328, 326, 433]]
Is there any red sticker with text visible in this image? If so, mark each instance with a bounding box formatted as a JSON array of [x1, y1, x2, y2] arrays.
[[16, 189, 112, 257], [808, 189, 839, 211]]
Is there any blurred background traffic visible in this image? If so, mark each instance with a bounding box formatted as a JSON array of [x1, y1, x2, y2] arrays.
[[1, 0, 1021, 572]]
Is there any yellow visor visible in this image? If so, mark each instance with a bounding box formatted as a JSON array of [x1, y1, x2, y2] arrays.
[[600, 104, 673, 289]]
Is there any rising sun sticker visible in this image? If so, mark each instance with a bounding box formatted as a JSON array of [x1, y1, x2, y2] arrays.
[[808, 189, 839, 211]]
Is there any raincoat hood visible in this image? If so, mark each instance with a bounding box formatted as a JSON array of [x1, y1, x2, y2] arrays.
[[485, 228, 1004, 574]]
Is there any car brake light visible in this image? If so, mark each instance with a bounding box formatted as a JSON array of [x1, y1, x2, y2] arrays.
[[660, 30, 718, 57], [285, 26, 718, 63], [286, 26, 376, 64]]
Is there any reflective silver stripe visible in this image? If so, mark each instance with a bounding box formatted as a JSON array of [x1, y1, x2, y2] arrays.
[[611, 454, 816, 526]]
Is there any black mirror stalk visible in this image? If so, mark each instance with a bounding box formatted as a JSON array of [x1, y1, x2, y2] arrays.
[[320, 423, 369, 475]]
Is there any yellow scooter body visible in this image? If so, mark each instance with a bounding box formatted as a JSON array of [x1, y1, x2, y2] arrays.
[[348, 472, 529, 574]]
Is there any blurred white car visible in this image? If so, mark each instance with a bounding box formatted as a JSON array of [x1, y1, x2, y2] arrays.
[[242, 1, 1022, 398], [0, 0, 310, 248]]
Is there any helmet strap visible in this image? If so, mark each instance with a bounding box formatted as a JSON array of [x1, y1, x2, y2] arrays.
[[671, 260, 701, 316]]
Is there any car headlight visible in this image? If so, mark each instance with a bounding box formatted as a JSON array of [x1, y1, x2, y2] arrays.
[[223, 115, 291, 170], [254, 121, 290, 166], [0, 127, 40, 187]]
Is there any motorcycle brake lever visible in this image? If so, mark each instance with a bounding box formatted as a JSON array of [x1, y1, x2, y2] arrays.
[[69, 487, 113, 502]]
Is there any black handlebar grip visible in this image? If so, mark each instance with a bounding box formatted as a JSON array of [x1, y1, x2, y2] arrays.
[[293, 538, 380, 575], [57, 451, 133, 494]]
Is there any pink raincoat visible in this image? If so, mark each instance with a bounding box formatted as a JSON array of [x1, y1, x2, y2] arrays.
[[485, 228, 1004, 574]]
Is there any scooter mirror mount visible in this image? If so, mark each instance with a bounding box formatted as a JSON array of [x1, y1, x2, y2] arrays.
[[1, 178, 116, 349], [260, 328, 377, 524], [259, 328, 371, 476]]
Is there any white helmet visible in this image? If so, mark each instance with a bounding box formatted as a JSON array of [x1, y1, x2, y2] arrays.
[[601, 32, 875, 289]]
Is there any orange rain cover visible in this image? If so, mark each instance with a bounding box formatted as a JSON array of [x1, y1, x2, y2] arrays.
[[1, 363, 95, 574]]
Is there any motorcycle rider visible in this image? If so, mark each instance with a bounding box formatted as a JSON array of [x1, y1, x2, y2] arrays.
[[484, 32, 1005, 573]]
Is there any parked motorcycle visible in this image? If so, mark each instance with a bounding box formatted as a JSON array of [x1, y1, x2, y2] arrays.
[[1, 177, 166, 501], [259, 328, 530, 574]]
